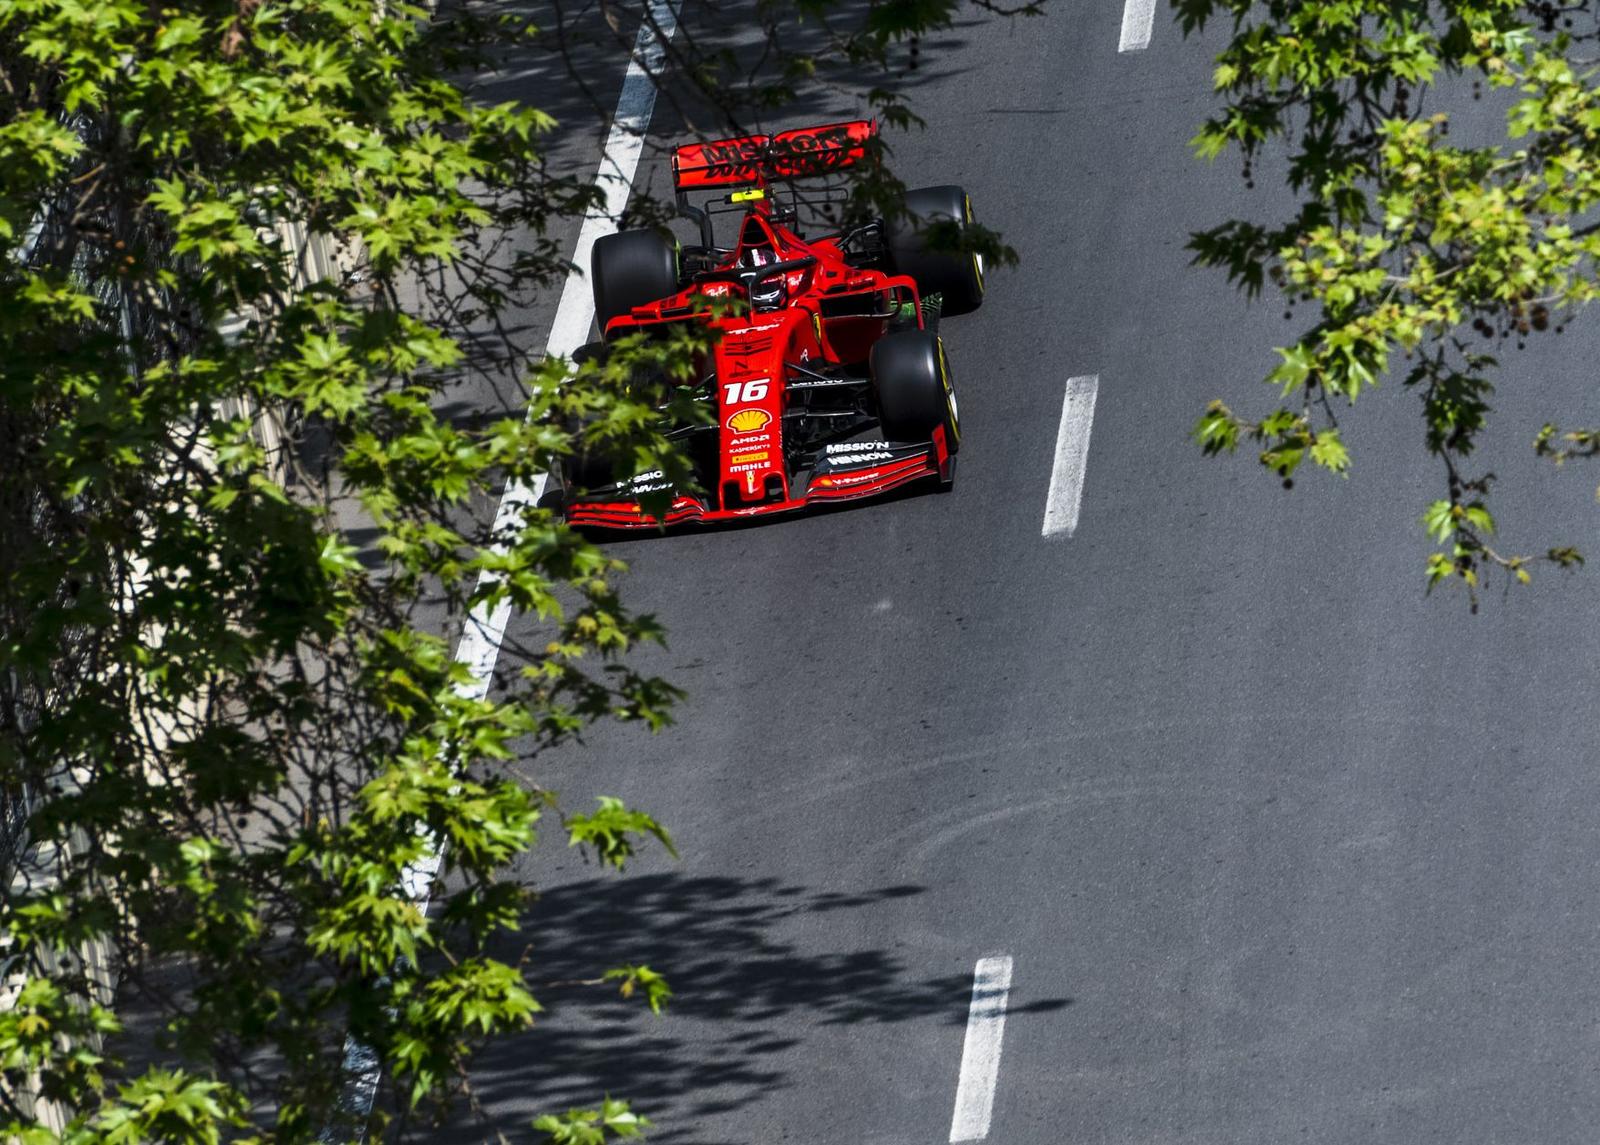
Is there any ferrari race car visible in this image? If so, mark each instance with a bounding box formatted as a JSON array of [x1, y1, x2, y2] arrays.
[[560, 119, 985, 529]]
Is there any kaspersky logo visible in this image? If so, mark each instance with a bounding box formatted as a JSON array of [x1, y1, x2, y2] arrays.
[[726, 408, 771, 433]]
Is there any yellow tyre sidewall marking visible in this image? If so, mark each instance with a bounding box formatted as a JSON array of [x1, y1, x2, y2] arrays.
[[965, 195, 984, 294], [938, 337, 960, 445]]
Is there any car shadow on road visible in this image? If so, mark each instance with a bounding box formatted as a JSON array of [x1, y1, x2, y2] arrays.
[[434, 872, 1068, 1144]]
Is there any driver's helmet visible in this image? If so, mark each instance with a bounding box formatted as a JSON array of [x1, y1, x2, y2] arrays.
[[741, 244, 786, 312]]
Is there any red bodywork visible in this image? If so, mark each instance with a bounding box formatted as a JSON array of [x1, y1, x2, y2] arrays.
[[565, 120, 955, 529]]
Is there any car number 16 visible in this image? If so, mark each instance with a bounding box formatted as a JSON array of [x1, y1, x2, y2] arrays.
[[723, 379, 769, 404]]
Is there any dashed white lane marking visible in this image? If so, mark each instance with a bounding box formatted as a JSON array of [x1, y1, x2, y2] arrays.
[[949, 955, 1014, 1142], [328, 2, 679, 1137], [1042, 374, 1099, 538], [1119, 0, 1157, 51]]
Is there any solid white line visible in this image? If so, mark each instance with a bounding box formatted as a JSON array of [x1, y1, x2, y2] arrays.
[[1119, 0, 1157, 51], [457, 0, 681, 679], [1042, 374, 1098, 538], [949, 955, 1014, 1143], [326, 3, 678, 1137], [545, 0, 679, 361], [450, 478, 540, 702]]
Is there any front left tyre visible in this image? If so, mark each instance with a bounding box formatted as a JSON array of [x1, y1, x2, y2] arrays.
[[871, 330, 960, 457]]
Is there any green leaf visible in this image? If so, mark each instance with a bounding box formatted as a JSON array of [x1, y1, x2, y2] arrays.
[[566, 797, 678, 869]]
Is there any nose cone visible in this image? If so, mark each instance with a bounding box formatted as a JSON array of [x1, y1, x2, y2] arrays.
[[715, 315, 796, 506]]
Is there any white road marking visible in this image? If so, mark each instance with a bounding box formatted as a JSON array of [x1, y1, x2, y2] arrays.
[[1042, 374, 1099, 538], [950, 955, 1014, 1142], [545, 0, 680, 361], [459, 0, 681, 677], [326, 2, 678, 1137], [1119, 0, 1157, 51]]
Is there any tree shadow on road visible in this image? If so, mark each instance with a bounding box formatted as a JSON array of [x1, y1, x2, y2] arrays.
[[439, 872, 1067, 1143]]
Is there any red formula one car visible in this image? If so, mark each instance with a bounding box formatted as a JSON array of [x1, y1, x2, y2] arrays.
[[560, 119, 985, 529]]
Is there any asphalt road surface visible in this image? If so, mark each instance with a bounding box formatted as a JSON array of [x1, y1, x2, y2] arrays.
[[446, 3, 1600, 1142]]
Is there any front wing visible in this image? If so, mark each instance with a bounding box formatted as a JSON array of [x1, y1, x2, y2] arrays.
[[565, 432, 953, 529]]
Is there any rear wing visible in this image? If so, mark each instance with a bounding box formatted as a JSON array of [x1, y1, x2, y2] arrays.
[[672, 120, 877, 191]]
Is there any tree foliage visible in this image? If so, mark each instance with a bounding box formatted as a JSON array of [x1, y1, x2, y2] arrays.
[[0, 1, 705, 1140], [1181, 0, 1600, 604]]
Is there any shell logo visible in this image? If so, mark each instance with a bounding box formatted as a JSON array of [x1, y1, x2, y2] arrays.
[[726, 408, 771, 433]]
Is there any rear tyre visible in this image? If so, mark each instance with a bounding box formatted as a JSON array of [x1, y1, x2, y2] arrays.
[[885, 186, 985, 317], [592, 229, 679, 335], [871, 330, 960, 456]]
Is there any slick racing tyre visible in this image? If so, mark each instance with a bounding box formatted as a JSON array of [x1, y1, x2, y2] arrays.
[[871, 330, 960, 456], [592, 229, 679, 335], [561, 343, 620, 497], [562, 449, 614, 498], [885, 186, 985, 317], [561, 414, 618, 497]]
